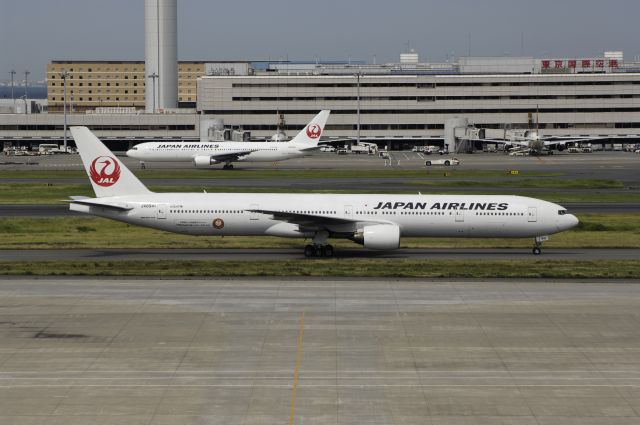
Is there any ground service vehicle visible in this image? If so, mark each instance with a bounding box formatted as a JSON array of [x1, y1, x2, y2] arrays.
[[425, 158, 460, 166]]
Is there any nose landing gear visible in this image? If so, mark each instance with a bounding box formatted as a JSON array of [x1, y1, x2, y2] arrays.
[[532, 235, 549, 255]]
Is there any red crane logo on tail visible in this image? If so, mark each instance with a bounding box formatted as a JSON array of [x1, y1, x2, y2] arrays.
[[306, 124, 322, 139], [89, 156, 121, 187]]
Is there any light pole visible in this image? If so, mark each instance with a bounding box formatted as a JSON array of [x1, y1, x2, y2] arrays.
[[356, 72, 361, 145], [148, 72, 158, 113], [60, 70, 69, 152], [9, 70, 16, 106]]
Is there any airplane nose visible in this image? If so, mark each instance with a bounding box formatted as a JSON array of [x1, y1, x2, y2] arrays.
[[570, 214, 579, 227], [566, 214, 579, 230], [126, 149, 136, 158]]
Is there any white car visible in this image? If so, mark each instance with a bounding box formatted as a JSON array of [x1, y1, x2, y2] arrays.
[[319, 146, 335, 152], [425, 157, 460, 166]]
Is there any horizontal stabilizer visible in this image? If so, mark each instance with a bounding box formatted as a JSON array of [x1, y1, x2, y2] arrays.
[[69, 198, 133, 211]]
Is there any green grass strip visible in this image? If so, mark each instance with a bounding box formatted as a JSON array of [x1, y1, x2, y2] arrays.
[[1, 214, 639, 249], [0, 169, 564, 180], [0, 259, 638, 279], [408, 178, 624, 189], [1, 182, 639, 204]]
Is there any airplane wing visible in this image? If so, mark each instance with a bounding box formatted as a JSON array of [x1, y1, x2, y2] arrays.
[[205, 149, 259, 163], [541, 136, 605, 144], [541, 136, 601, 141], [246, 208, 389, 230], [468, 138, 529, 146]]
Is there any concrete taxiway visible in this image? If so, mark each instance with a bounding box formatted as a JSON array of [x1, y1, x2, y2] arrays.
[[1, 247, 639, 261], [2, 150, 639, 183], [1, 278, 640, 424]]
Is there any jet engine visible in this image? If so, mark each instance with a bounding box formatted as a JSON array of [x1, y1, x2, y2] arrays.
[[352, 224, 400, 250], [193, 155, 219, 168]]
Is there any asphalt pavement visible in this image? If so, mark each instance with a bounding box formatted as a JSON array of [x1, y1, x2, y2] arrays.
[[1, 247, 638, 261], [1, 278, 640, 424]]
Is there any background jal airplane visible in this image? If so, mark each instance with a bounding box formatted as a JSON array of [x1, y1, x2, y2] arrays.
[[70, 126, 578, 257], [126, 110, 330, 169], [469, 110, 609, 154], [471, 129, 604, 154]]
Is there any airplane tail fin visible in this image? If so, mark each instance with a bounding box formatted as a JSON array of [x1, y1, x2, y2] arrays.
[[70, 126, 151, 198], [289, 110, 330, 147]]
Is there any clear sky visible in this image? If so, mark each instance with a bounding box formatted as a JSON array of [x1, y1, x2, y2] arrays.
[[2, 0, 639, 81]]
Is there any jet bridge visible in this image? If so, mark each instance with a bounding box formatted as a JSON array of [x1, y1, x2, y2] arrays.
[[445, 117, 483, 153]]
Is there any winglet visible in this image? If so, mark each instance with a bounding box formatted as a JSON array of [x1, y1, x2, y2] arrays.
[[70, 126, 151, 198], [289, 110, 331, 147]]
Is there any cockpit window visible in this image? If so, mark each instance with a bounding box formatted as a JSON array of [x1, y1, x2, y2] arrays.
[[558, 210, 567, 215]]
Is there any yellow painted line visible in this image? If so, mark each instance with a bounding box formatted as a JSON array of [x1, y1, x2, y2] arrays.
[[289, 311, 305, 425]]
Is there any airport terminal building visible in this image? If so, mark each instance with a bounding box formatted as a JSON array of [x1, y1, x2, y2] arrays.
[[2, 54, 640, 149], [198, 71, 640, 140]]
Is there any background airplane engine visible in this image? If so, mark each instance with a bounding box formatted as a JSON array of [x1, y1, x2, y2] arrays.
[[193, 155, 219, 167], [352, 224, 400, 250]]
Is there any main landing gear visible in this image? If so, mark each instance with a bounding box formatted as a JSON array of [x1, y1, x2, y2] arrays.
[[532, 235, 549, 255], [304, 244, 334, 258], [222, 163, 234, 170], [304, 230, 334, 258]]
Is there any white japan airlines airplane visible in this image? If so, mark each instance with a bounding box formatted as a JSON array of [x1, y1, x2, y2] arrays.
[[70, 126, 579, 257], [471, 112, 607, 154], [126, 110, 330, 169], [472, 130, 603, 154]]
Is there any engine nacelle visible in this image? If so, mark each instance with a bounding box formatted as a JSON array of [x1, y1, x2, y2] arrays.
[[193, 155, 219, 168], [352, 224, 400, 250]]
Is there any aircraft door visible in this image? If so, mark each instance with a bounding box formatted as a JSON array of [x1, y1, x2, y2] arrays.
[[528, 206, 537, 222], [157, 204, 168, 220], [250, 204, 259, 220], [344, 205, 353, 218], [455, 209, 464, 222]]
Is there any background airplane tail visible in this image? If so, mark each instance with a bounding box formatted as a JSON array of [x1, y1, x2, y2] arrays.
[[70, 126, 151, 198], [289, 110, 330, 147]]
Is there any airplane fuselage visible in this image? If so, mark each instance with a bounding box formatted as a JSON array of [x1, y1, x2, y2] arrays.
[[71, 193, 578, 240], [127, 141, 308, 163]]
